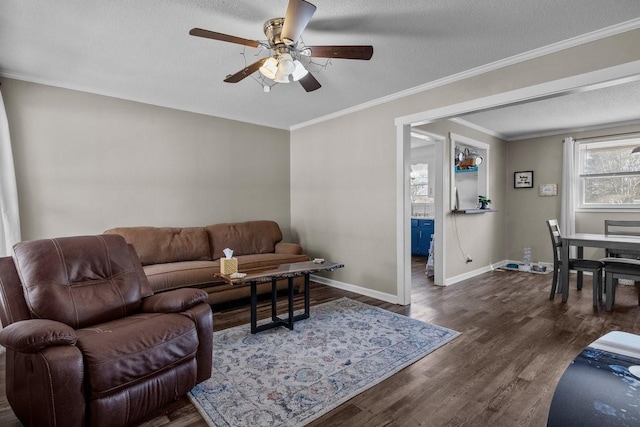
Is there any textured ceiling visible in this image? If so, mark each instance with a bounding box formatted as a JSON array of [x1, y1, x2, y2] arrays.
[[458, 78, 640, 140], [1, 1, 640, 130]]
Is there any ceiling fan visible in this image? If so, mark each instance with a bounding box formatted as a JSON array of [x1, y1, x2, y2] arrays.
[[189, 0, 373, 92]]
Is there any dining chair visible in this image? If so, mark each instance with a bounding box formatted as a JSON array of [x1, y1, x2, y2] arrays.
[[600, 258, 640, 311], [546, 219, 604, 305], [604, 219, 640, 259]]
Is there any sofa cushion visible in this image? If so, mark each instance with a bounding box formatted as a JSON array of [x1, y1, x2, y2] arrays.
[[105, 227, 211, 265], [206, 220, 283, 259], [76, 312, 198, 397], [144, 261, 220, 293], [12, 235, 146, 329]]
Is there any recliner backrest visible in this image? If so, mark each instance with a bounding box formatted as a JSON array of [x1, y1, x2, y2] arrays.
[[12, 234, 148, 329], [0, 256, 31, 327]]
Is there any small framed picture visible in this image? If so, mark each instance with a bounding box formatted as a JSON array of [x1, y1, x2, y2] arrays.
[[539, 183, 557, 196], [514, 171, 534, 188]]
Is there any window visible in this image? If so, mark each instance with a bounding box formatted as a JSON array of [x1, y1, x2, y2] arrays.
[[577, 137, 640, 208], [410, 163, 434, 217], [410, 164, 431, 204]]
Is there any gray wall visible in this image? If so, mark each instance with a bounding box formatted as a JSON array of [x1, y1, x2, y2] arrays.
[[506, 123, 640, 264], [3, 28, 640, 301], [2, 78, 292, 241], [290, 28, 640, 298], [418, 120, 506, 278]]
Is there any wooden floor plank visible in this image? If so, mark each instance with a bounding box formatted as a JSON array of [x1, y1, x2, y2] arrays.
[[2, 259, 640, 426]]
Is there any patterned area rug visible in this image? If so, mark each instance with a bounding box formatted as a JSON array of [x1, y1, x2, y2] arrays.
[[189, 297, 460, 427]]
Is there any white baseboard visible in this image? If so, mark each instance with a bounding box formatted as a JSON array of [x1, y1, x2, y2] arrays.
[[444, 263, 498, 286], [310, 275, 400, 304], [311, 259, 554, 302], [432, 259, 553, 286]]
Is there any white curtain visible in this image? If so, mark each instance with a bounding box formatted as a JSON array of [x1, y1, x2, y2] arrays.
[[0, 88, 21, 256], [560, 136, 576, 257]]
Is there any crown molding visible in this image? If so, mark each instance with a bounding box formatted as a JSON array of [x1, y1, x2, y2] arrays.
[[290, 17, 640, 131], [448, 118, 507, 141], [506, 118, 640, 142]]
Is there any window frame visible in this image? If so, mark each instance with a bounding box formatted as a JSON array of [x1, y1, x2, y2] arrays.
[[576, 137, 640, 211]]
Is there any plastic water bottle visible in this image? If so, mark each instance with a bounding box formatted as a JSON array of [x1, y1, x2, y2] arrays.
[[523, 247, 532, 266]]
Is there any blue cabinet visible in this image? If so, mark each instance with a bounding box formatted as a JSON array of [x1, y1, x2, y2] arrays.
[[411, 219, 434, 256]]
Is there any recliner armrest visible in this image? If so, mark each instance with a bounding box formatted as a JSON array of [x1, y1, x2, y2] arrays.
[[0, 319, 77, 353], [141, 288, 209, 313]]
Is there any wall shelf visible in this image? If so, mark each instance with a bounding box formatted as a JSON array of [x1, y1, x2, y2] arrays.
[[454, 167, 479, 173], [452, 208, 498, 214]]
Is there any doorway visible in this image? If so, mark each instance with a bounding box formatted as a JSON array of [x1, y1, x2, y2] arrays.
[[410, 130, 443, 290], [395, 62, 640, 306]]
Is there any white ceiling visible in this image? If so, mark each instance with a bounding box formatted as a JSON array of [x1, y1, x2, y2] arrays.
[[457, 78, 640, 141], [2, 1, 640, 130]]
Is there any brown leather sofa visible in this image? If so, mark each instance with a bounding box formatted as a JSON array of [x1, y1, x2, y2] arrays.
[[104, 220, 310, 304], [0, 235, 213, 427]]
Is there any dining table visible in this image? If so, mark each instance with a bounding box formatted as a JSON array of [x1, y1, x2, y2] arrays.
[[560, 233, 640, 303]]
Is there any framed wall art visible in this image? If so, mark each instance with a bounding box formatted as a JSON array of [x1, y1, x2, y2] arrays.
[[539, 183, 558, 196], [514, 171, 534, 188]]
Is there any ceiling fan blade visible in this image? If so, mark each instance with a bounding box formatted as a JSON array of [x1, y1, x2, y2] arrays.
[[281, 0, 317, 45], [224, 58, 268, 83], [189, 28, 261, 48], [308, 45, 373, 60], [298, 73, 321, 92]]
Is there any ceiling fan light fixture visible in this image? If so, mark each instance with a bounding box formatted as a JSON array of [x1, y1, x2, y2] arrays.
[[271, 53, 296, 83], [274, 66, 291, 83], [259, 57, 278, 80], [291, 60, 309, 81], [277, 53, 295, 75]]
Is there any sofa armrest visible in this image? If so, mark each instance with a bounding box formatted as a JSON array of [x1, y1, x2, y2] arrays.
[[0, 319, 77, 353], [275, 242, 303, 255], [141, 288, 209, 313]]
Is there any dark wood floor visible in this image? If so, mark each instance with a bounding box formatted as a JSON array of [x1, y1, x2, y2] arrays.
[[3, 257, 640, 426]]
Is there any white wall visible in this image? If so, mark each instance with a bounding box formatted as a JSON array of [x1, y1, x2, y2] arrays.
[[1, 78, 292, 241]]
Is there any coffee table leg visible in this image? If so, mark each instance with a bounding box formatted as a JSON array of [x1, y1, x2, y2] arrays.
[[250, 273, 313, 333], [250, 281, 258, 334], [304, 273, 310, 317], [291, 273, 311, 323], [271, 278, 278, 321], [286, 277, 294, 330]]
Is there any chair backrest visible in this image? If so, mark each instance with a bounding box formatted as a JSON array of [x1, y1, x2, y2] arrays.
[[12, 234, 152, 329], [546, 219, 562, 265], [605, 220, 640, 237], [604, 220, 640, 259]]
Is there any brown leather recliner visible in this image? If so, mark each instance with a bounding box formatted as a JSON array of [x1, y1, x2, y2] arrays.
[[0, 235, 213, 426]]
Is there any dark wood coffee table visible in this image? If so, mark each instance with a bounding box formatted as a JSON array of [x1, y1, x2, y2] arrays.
[[215, 261, 344, 333]]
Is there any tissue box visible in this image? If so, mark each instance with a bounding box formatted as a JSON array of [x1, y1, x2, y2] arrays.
[[220, 257, 238, 275]]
